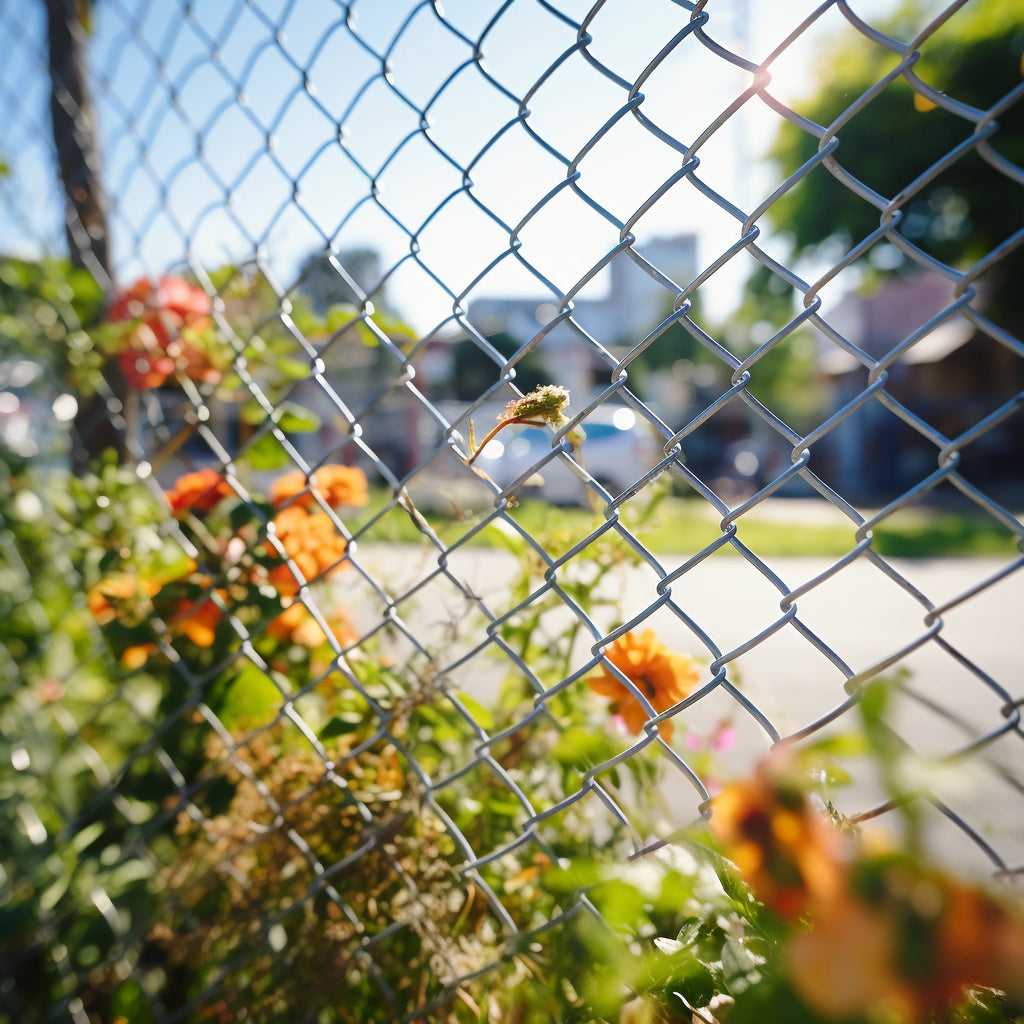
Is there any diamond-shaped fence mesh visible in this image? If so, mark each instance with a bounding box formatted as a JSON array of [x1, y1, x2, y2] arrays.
[[1, 0, 1023, 1020]]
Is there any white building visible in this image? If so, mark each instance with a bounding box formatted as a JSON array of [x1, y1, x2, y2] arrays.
[[465, 234, 698, 402]]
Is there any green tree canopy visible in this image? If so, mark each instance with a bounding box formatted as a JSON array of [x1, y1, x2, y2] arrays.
[[767, 0, 1024, 325]]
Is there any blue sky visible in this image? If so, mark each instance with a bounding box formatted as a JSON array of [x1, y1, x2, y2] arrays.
[[1, 0, 918, 333]]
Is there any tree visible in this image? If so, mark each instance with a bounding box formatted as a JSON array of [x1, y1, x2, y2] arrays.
[[43, 0, 132, 469], [766, 0, 1024, 328]]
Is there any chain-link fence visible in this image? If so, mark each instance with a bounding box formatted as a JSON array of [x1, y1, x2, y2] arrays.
[[2, 0, 1023, 1021]]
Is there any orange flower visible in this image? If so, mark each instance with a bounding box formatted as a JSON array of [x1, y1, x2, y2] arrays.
[[587, 629, 698, 741], [786, 885, 904, 1019], [88, 575, 141, 624], [269, 465, 369, 509], [266, 600, 356, 648], [165, 468, 233, 515], [172, 594, 223, 647], [787, 861, 1024, 1022], [266, 508, 350, 595], [709, 752, 847, 920], [713, 759, 1024, 1021], [121, 643, 159, 669]]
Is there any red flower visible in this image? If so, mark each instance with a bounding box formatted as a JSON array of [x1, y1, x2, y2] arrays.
[[118, 347, 177, 390], [110, 275, 211, 347], [110, 275, 215, 390], [165, 468, 233, 516]]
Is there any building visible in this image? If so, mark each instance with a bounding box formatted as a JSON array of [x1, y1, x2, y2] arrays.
[[818, 273, 1022, 503], [464, 234, 698, 402]]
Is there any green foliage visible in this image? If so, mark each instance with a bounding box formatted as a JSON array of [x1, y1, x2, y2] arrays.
[[4, 257, 1023, 1024], [767, 0, 1024, 324], [714, 264, 819, 426]]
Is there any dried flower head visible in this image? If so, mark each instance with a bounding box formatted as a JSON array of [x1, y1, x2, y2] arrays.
[[499, 384, 570, 428], [468, 384, 576, 466]]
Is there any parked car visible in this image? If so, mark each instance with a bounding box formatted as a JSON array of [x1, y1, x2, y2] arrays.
[[473, 404, 663, 505]]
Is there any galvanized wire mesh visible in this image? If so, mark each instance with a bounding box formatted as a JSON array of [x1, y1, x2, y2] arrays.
[[2, 0, 1023, 1020]]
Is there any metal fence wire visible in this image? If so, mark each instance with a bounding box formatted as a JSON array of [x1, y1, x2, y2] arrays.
[[1, 0, 1023, 1020]]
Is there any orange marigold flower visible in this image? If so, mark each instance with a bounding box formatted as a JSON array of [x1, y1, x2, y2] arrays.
[[165, 467, 233, 515], [269, 465, 369, 509], [786, 885, 903, 1019], [709, 752, 847, 921], [587, 629, 698, 741], [173, 594, 223, 647], [121, 643, 159, 669], [787, 860, 1024, 1022], [266, 508, 350, 595], [266, 600, 356, 648]]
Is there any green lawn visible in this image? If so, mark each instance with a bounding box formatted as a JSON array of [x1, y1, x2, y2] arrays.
[[353, 490, 1021, 559]]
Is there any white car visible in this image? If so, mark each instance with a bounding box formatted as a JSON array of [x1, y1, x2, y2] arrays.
[[472, 404, 663, 505]]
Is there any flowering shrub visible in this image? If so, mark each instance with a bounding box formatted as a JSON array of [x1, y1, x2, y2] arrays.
[[2, 268, 1023, 1024], [39, 455, 1019, 1024], [702, 748, 1024, 1024]]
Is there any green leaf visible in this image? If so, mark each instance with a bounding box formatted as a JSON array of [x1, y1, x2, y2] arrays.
[[110, 979, 156, 1024], [275, 356, 312, 380], [663, 956, 717, 1008], [229, 499, 267, 531], [542, 856, 601, 896], [324, 304, 361, 332], [320, 712, 365, 738], [241, 401, 274, 426], [802, 732, 869, 759], [484, 518, 531, 557], [244, 432, 291, 471], [218, 663, 282, 729], [591, 878, 647, 928], [242, 400, 320, 434], [69, 821, 105, 855], [454, 693, 494, 731], [276, 405, 320, 434], [551, 725, 610, 770]]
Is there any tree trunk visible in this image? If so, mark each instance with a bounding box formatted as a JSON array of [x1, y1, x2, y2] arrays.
[[45, 0, 128, 470]]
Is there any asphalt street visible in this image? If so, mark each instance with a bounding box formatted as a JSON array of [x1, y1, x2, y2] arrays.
[[352, 542, 1024, 874]]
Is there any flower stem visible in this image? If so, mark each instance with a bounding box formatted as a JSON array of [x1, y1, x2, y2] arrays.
[[465, 416, 547, 465]]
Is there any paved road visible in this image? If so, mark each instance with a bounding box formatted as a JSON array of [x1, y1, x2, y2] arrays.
[[351, 543, 1024, 872]]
